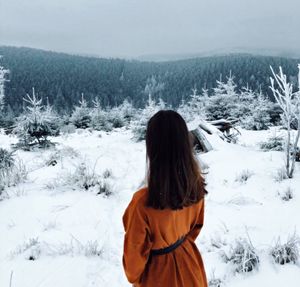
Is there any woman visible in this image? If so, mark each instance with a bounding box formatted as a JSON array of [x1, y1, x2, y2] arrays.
[[122, 110, 208, 287]]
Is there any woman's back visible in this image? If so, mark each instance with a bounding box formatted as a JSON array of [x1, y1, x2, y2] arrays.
[[122, 110, 207, 286], [123, 187, 207, 287]]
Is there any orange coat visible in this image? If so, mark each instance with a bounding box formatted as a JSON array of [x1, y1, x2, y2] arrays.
[[122, 187, 207, 287]]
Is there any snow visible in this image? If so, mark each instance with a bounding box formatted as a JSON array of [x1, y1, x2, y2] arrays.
[[0, 127, 300, 286]]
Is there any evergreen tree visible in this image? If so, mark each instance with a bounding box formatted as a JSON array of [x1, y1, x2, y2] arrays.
[[213, 72, 237, 97], [177, 98, 192, 122], [108, 106, 126, 129], [232, 86, 255, 120], [240, 90, 272, 130], [177, 87, 208, 122], [70, 94, 91, 129], [13, 88, 59, 149], [132, 95, 166, 141], [144, 75, 165, 101], [90, 98, 113, 131], [188, 87, 207, 119], [206, 74, 238, 120], [118, 99, 136, 123]]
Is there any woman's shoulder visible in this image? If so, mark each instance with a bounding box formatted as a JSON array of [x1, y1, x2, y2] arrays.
[[123, 187, 148, 221], [131, 186, 148, 205]]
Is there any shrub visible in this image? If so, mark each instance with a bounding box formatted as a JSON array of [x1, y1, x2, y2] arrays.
[[82, 240, 103, 257], [11, 237, 41, 260], [259, 136, 284, 151], [60, 123, 76, 134], [270, 233, 300, 265], [273, 167, 288, 182], [97, 179, 113, 196], [71, 112, 91, 129], [90, 110, 113, 132], [0, 148, 14, 176], [132, 122, 147, 142], [222, 237, 259, 273], [45, 146, 79, 166], [59, 160, 114, 196], [208, 278, 222, 287], [278, 186, 294, 201], [210, 233, 227, 249], [108, 107, 125, 128], [42, 220, 57, 231], [52, 239, 103, 257], [11, 238, 103, 259], [0, 153, 27, 197], [208, 270, 223, 287], [0, 185, 6, 199], [235, 169, 254, 183], [67, 161, 101, 190], [102, 168, 112, 179], [8, 159, 28, 186]]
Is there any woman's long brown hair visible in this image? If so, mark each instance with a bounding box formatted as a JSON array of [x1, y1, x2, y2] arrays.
[[146, 110, 207, 210]]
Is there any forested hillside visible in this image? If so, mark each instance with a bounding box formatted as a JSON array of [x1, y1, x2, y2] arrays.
[[0, 46, 299, 114]]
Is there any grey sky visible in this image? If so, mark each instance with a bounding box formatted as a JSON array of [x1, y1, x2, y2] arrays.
[[0, 0, 299, 58]]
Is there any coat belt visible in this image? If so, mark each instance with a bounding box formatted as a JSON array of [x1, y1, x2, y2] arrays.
[[150, 235, 187, 256]]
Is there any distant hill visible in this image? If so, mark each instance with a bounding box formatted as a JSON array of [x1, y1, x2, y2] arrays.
[[137, 47, 300, 62], [0, 46, 299, 114]]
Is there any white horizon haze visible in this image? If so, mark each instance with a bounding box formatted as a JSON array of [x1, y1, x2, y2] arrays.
[[0, 0, 299, 58]]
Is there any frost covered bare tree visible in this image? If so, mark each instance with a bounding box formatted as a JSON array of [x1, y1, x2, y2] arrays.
[[270, 65, 300, 178], [0, 65, 9, 113]]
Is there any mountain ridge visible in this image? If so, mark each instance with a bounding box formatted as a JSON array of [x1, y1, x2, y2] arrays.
[[0, 46, 299, 114]]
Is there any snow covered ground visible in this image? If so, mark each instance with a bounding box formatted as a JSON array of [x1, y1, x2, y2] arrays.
[[0, 127, 300, 287]]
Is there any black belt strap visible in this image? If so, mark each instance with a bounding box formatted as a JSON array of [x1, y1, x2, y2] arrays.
[[150, 235, 186, 256]]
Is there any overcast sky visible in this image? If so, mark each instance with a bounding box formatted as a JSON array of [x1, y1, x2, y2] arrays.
[[0, 0, 299, 58]]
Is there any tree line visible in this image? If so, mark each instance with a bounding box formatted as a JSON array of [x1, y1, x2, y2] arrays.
[[0, 46, 299, 115]]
